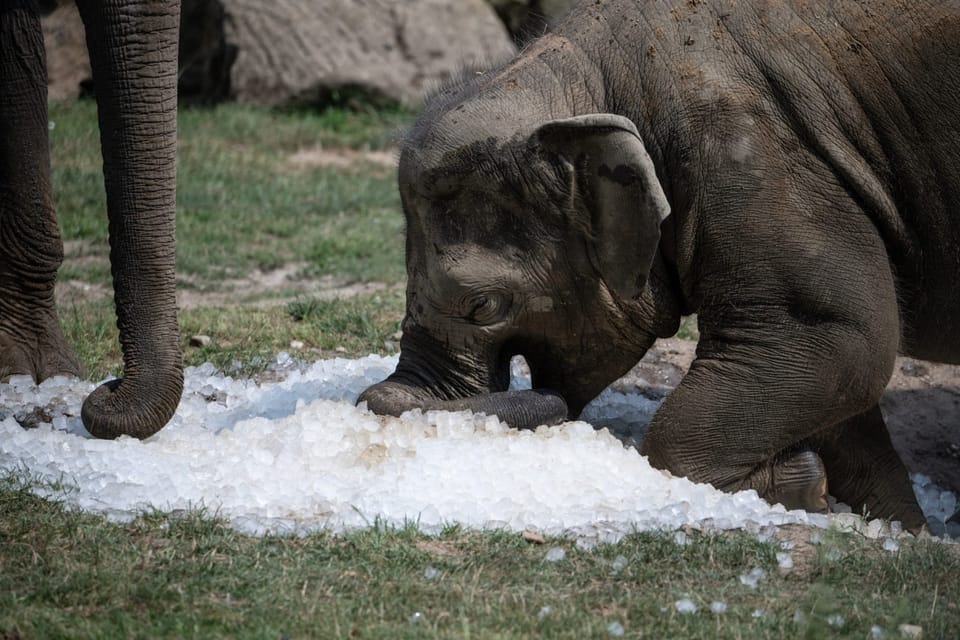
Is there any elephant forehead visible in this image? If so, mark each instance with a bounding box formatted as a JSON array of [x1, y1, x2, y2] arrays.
[[415, 191, 548, 253]]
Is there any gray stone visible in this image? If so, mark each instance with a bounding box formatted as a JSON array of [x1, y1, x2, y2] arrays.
[[179, 0, 516, 106]]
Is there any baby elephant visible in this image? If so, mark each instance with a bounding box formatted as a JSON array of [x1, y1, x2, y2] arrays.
[[359, 0, 960, 530]]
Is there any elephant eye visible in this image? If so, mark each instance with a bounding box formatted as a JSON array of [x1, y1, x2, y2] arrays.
[[462, 293, 509, 325]]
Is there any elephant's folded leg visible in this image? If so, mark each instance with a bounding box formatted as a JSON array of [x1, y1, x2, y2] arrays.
[[814, 404, 926, 532], [640, 273, 901, 516]]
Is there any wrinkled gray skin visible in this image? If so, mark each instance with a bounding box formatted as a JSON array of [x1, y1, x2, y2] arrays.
[[0, 0, 182, 439], [359, 0, 960, 530]]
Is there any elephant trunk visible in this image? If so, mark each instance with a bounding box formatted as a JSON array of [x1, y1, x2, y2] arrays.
[[77, 0, 183, 439], [358, 325, 568, 428], [358, 378, 568, 430]]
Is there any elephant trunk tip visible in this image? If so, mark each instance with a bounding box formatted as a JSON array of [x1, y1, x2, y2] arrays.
[[356, 379, 423, 417], [81, 369, 184, 440], [358, 379, 569, 430]]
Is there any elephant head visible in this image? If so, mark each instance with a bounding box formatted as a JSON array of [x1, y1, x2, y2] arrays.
[[359, 112, 682, 426], [0, 0, 182, 439]]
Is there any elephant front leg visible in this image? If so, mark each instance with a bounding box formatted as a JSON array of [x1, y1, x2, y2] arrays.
[[814, 405, 926, 532], [0, 1, 82, 382]]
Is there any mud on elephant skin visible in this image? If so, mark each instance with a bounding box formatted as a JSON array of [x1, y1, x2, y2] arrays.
[[359, 0, 960, 530], [0, 0, 183, 439]]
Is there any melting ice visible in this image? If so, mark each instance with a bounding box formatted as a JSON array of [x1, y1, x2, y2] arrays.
[[0, 353, 956, 539]]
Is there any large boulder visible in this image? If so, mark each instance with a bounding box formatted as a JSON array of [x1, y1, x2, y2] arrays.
[[486, 0, 577, 45], [179, 0, 517, 107], [41, 0, 91, 101], [41, 0, 516, 107]]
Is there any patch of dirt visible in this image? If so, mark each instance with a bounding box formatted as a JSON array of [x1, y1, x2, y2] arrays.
[[286, 147, 399, 172], [175, 262, 387, 309], [56, 279, 112, 307], [616, 338, 960, 497], [56, 261, 387, 309], [415, 539, 462, 557]]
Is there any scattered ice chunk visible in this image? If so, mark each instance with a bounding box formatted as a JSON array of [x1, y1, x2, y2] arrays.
[[544, 547, 566, 562], [739, 567, 766, 589], [865, 519, 885, 539], [408, 611, 423, 624], [674, 598, 697, 614], [611, 554, 628, 573], [792, 610, 807, 624], [755, 524, 777, 542], [882, 538, 900, 553], [827, 613, 845, 627], [537, 606, 551, 619], [751, 608, 765, 618], [776, 552, 793, 570], [606, 621, 624, 637], [870, 625, 884, 638], [423, 566, 440, 580], [709, 600, 727, 614], [673, 530, 688, 546], [575, 537, 597, 552]]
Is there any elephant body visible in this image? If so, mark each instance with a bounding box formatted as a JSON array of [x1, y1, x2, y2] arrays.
[[0, 0, 182, 438], [359, 0, 960, 529]]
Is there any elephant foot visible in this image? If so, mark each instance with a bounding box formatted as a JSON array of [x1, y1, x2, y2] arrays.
[[741, 447, 829, 513], [0, 308, 83, 382], [814, 405, 927, 532]]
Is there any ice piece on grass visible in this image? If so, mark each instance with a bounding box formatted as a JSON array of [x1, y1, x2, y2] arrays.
[[544, 547, 566, 562], [827, 613, 845, 627], [739, 566, 766, 588], [674, 598, 697, 614]]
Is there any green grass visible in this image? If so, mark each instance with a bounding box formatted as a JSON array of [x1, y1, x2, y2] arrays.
[[3, 471, 957, 639], [50, 100, 409, 287], [58, 288, 406, 381]]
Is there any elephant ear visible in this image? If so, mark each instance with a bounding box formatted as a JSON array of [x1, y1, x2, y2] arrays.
[[535, 114, 670, 299]]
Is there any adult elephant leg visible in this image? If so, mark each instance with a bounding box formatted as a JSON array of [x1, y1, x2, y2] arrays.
[[814, 405, 926, 531], [0, 1, 83, 381], [76, 0, 183, 439]]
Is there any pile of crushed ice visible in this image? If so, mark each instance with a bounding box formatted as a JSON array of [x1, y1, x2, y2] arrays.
[[1, 353, 957, 540]]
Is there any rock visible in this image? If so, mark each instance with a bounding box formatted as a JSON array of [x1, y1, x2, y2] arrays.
[[41, 0, 91, 101], [486, 0, 578, 45], [179, 0, 516, 107], [898, 623, 923, 639], [521, 529, 545, 544], [189, 335, 213, 348]]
